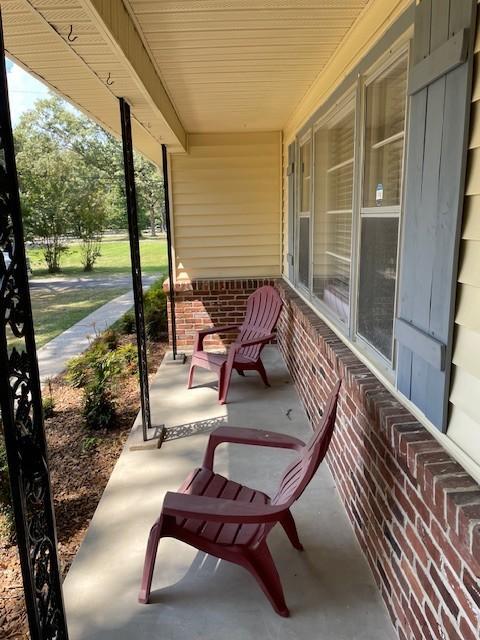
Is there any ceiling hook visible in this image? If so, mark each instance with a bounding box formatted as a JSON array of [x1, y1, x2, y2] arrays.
[[67, 25, 78, 43], [106, 72, 114, 86]]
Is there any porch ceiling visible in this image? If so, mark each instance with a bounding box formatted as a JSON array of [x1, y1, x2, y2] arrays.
[[1, 0, 186, 163], [124, 0, 370, 132]]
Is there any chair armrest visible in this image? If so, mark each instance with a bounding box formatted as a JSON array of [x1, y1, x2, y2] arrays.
[[202, 426, 305, 469], [195, 325, 240, 351], [163, 492, 285, 524], [238, 333, 276, 348]]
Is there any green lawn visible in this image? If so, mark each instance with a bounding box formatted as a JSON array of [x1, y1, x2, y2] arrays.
[[30, 286, 130, 348], [21, 238, 168, 348], [28, 238, 168, 279]]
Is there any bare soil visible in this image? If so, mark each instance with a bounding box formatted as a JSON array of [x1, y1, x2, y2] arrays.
[[0, 338, 167, 639]]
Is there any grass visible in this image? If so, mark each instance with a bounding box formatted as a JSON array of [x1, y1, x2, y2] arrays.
[[28, 237, 168, 279], [29, 286, 130, 348], [18, 238, 168, 348]]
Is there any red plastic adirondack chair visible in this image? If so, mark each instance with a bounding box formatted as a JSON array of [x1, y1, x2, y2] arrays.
[[187, 285, 283, 404], [139, 380, 341, 617]]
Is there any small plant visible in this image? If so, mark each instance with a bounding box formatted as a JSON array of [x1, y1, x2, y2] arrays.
[[118, 278, 168, 341], [42, 379, 55, 418], [83, 381, 115, 430], [94, 328, 120, 351], [119, 310, 135, 335], [81, 434, 103, 453], [43, 397, 55, 419], [144, 280, 168, 340]]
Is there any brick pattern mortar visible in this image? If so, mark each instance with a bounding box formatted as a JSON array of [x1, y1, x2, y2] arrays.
[[276, 279, 480, 640], [168, 275, 480, 639], [164, 278, 276, 350]]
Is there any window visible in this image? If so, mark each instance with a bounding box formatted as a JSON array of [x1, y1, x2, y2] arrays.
[[357, 54, 408, 361], [293, 47, 409, 371], [297, 137, 312, 289], [313, 100, 355, 325]]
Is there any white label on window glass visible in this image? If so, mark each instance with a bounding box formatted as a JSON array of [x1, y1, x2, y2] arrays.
[[376, 183, 384, 205]]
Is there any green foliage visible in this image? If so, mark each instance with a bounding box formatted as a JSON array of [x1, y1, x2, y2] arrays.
[[43, 396, 55, 419], [144, 281, 168, 340], [118, 278, 168, 341], [94, 329, 120, 351], [14, 95, 165, 272], [81, 435, 103, 453], [66, 328, 137, 429], [0, 433, 14, 544], [83, 382, 115, 431], [119, 310, 136, 335]]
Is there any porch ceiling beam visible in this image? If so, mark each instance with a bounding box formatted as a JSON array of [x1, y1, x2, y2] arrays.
[[79, 0, 186, 152]]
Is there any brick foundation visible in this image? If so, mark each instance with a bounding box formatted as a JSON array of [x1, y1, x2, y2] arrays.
[[169, 275, 480, 639], [164, 277, 276, 351], [276, 279, 480, 640]]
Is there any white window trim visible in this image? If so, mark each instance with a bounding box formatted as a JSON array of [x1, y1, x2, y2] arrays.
[[291, 40, 410, 379]]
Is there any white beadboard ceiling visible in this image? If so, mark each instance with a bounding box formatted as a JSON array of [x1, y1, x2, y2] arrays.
[[125, 0, 370, 132], [1, 0, 371, 159]]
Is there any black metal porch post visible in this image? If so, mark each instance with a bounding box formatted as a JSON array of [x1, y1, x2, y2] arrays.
[[0, 10, 69, 640], [119, 98, 151, 441], [161, 144, 178, 359]]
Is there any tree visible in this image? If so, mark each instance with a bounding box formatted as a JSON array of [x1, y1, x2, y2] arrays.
[[136, 158, 165, 236], [15, 134, 75, 273], [69, 164, 108, 271], [14, 95, 165, 274]]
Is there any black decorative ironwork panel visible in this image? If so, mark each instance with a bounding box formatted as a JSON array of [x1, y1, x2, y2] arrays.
[[119, 98, 151, 441], [0, 10, 69, 640]]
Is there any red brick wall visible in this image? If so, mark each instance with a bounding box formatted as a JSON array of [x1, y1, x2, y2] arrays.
[[164, 278, 275, 350], [276, 280, 480, 640]]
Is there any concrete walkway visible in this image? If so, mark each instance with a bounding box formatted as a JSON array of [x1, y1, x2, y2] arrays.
[[37, 277, 155, 382], [63, 347, 396, 640]]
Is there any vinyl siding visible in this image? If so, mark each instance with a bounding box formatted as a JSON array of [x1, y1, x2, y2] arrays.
[[171, 132, 281, 280], [447, 17, 480, 465]]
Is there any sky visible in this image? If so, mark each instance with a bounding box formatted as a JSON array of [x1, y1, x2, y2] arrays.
[[6, 57, 52, 126]]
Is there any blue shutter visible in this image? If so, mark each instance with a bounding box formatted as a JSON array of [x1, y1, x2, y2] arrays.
[[395, 0, 477, 431], [287, 142, 295, 280]]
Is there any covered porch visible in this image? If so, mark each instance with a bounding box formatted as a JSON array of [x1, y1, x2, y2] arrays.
[[62, 346, 394, 640], [2, 1, 480, 640]]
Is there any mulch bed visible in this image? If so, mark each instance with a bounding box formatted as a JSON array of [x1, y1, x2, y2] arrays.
[[0, 337, 167, 639]]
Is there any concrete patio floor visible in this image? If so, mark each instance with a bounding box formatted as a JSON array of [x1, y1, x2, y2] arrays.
[[63, 346, 396, 640]]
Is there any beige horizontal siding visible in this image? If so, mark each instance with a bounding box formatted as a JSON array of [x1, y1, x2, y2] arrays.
[[171, 132, 281, 280], [449, 17, 480, 465]]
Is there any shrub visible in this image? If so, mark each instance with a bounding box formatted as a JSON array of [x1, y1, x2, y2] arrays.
[[66, 328, 137, 430], [117, 278, 168, 341], [144, 279, 168, 340], [83, 381, 115, 431], [95, 329, 120, 351], [119, 310, 135, 335], [66, 330, 121, 388], [43, 396, 55, 419], [81, 435, 103, 453]]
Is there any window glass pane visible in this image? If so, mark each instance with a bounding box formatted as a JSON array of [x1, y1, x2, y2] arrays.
[[298, 216, 310, 288], [313, 106, 355, 324], [300, 140, 311, 212], [358, 217, 399, 360], [363, 55, 408, 208]]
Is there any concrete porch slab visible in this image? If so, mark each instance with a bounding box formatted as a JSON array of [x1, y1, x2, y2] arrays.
[[63, 346, 396, 640]]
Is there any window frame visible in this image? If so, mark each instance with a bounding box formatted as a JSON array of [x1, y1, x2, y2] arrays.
[[310, 89, 357, 332], [353, 43, 410, 372], [291, 39, 410, 379], [295, 130, 313, 294]]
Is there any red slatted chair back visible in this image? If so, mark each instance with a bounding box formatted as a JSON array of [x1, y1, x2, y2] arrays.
[[271, 381, 341, 508], [237, 286, 283, 361]]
